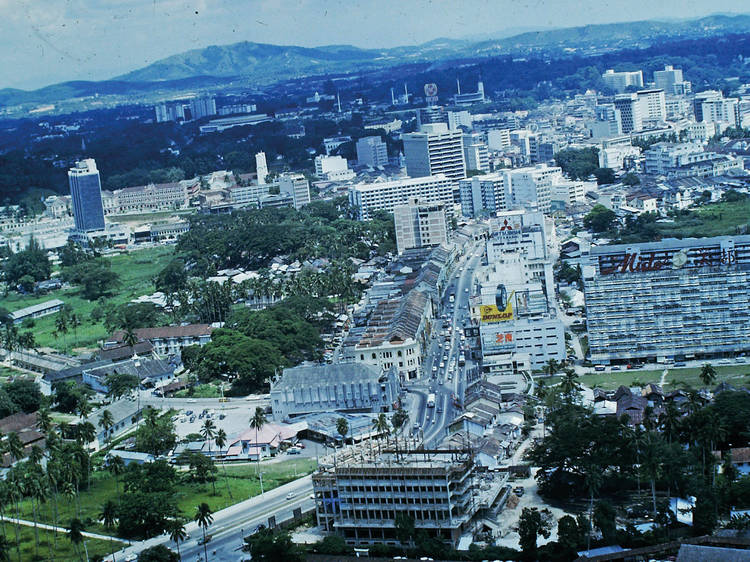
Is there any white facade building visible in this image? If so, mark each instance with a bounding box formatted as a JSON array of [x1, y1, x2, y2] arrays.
[[458, 173, 508, 218], [602, 69, 644, 93], [614, 94, 644, 133], [279, 173, 311, 209], [503, 164, 563, 214], [462, 133, 490, 173], [348, 175, 455, 221], [393, 197, 449, 254], [356, 136, 389, 167], [487, 129, 511, 151], [255, 152, 268, 185], [314, 155, 355, 181], [636, 89, 667, 122], [448, 110, 473, 130]]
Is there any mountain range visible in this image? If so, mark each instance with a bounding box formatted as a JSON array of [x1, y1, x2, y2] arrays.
[[1, 13, 749, 110]]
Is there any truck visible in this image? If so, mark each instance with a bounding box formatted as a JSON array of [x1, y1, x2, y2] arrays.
[[426, 393, 436, 408], [449, 294, 455, 304], [458, 353, 466, 366]]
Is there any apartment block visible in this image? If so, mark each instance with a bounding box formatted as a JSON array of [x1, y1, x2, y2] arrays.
[[348, 175, 455, 221]]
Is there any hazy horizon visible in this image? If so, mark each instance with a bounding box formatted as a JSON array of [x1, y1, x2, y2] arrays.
[[1, 0, 747, 91]]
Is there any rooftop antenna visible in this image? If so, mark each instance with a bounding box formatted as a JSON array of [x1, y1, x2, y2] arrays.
[[404, 83, 408, 100], [337, 92, 342, 113], [457, 77, 461, 95], [391, 87, 396, 106]]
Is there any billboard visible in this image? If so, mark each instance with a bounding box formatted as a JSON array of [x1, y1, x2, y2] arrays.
[[480, 287, 515, 323], [480, 326, 516, 354]]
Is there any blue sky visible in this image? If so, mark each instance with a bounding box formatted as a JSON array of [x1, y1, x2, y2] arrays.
[[0, 0, 746, 90]]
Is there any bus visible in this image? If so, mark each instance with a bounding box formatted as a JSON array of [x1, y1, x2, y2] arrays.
[[458, 353, 466, 366], [449, 294, 455, 304], [426, 393, 436, 408]]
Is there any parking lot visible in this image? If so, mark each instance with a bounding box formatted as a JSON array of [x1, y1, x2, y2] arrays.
[[171, 401, 254, 440]]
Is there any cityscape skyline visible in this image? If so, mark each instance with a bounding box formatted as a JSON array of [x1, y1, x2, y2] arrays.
[[0, 1, 747, 90]]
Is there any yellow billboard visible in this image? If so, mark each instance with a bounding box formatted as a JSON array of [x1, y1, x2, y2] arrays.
[[479, 291, 515, 323]]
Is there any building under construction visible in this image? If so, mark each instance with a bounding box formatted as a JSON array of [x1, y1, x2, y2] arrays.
[[312, 438, 508, 547]]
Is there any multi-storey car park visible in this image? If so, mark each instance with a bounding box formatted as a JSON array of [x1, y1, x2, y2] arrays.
[[583, 235, 750, 364]]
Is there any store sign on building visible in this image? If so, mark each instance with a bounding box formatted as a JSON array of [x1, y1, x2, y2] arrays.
[[600, 248, 737, 275]]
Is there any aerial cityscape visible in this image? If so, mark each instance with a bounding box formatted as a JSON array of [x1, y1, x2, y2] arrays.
[[2, 1, 750, 561]]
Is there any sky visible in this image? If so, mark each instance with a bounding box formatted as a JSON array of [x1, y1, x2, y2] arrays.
[[0, 0, 746, 91]]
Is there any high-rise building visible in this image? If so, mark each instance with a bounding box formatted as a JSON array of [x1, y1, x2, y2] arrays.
[[653, 65, 691, 95], [447, 110, 472, 130], [694, 90, 739, 126], [255, 152, 268, 185], [402, 124, 466, 182], [503, 164, 563, 214], [415, 106, 448, 130], [636, 89, 667, 122], [462, 132, 489, 173], [589, 104, 623, 138], [458, 173, 508, 218], [601, 69, 644, 93], [68, 159, 105, 233], [154, 102, 185, 123], [188, 96, 217, 120], [279, 173, 311, 210], [583, 235, 750, 363], [348, 175, 455, 221], [486, 129, 511, 151], [393, 197, 449, 254], [355, 136, 389, 167], [614, 93, 644, 133]]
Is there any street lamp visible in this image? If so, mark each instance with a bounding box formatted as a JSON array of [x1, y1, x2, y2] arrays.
[[259, 471, 265, 495]]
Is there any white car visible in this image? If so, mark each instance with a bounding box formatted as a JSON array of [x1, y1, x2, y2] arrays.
[[286, 492, 296, 500], [439, 362, 445, 369]]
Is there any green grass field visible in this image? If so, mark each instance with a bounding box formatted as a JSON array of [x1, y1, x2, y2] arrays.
[[5, 246, 175, 351], [0, 521, 124, 561], [15, 458, 316, 537], [656, 199, 750, 239]]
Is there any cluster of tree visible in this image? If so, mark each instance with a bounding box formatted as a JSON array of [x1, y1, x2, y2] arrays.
[[175, 197, 395, 276], [555, 260, 582, 286], [61, 259, 120, 300], [0, 379, 43, 418], [527, 375, 750, 551], [1, 238, 51, 291], [554, 147, 616, 185], [0, 319, 37, 355], [183, 296, 328, 394], [583, 204, 618, 233]]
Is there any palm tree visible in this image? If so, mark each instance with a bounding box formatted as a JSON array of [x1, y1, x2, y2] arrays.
[[0, 535, 9, 562], [55, 311, 69, 352], [36, 407, 53, 435], [640, 431, 666, 517], [543, 359, 559, 377], [250, 407, 267, 473], [168, 518, 188, 561], [123, 327, 138, 356], [200, 419, 217, 495], [5, 476, 21, 562], [107, 455, 125, 503], [68, 518, 85, 561], [5, 433, 23, 465], [99, 410, 114, 445], [70, 312, 81, 347], [194, 503, 214, 562], [99, 500, 118, 560], [560, 368, 581, 399], [372, 413, 390, 453], [214, 429, 232, 500], [699, 363, 717, 388], [76, 397, 91, 420]]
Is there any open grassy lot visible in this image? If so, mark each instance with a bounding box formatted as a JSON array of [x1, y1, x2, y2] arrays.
[[655, 199, 750, 239], [0, 522, 124, 561], [4, 245, 174, 351], [15, 458, 316, 537], [543, 364, 750, 391]]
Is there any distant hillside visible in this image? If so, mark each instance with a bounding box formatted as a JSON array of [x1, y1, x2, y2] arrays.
[[1, 13, 749, 109]]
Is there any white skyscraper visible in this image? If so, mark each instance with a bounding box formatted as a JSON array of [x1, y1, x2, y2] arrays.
[[614, 93, 644, 133], [601, 69, 644, 93], [356, 136, 389, 167], [255, 152, 268, 185], [279, 173, 311, 210], [402, 123, 466, 182], [348, 175, 455, 221], [393, 197, 449, 254], [636, 89, 667, 122], [654, 65, 683, 94]]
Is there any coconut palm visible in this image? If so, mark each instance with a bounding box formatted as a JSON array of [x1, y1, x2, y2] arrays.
[[214, 429, 232, 500], [200, 419, 218, 495], [194, 503, 213, 562], [560, 368, 581, 399], [336, 418, 349, 445], [123, 327, 138, 356], [107, 455, 125, 503], [699, 363, 717, 388], [36, 407, 53, 435], [99, 410, 114, 444], [99, 500, 118, 559], [640, 431, 666, 517], [68, 518, 85, 561], [168, 518, 188, 561], [5, 433, 23, 465], [250, 407, 267, 473]]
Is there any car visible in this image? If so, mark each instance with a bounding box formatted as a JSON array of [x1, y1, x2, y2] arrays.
[[286, 492, 296, 500], [719, 358, 732, 364], [439, 362, 445, 369], [611, 366, 621, 371], [198, 534, 213, 545], [513, 486, 525, 497], [464, 288, 468, 293], [185, 411, 193, 416], [432, 365, 438, 373], [218, 414, 226, 420], [674, 362, 686, 367], [218, 397, 230, 403], [189, 416, 196, 423], [187, 399, 197, 403], [288, 448, 301, 455], [437, 406, 443, 413], [413, 423, 420, 431]]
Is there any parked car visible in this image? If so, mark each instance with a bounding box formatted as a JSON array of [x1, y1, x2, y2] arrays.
[[513, 486, 525, 497]]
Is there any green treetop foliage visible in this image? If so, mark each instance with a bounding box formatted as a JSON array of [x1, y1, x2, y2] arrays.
[[2, 238, 51, 287], [555, 147, 600, 180], [583, 204, 618, 233]]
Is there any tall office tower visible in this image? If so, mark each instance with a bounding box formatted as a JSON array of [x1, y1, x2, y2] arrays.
[[255, 152, 268, 185], [487, 128, 511, 150], [189, 96, 217, 120], [447, 110, 472, 130], [393, 197, 449, 254], [402, 123, 466, 182], [654, 65, 683, 94], [68, 159, 105, 233], [636, 89, 667, 121], [356, 136, 389, 167], [279, 173, 311, 210], [601, 69, 644, 93], [462, 132, 490, 173], [614, 93, 644, 133], [415, 106, 448, 130], [458, 172, 508, 218], [154, 102, 185, 123]]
